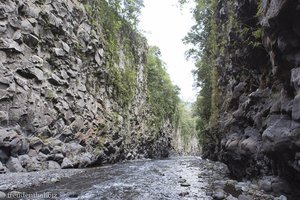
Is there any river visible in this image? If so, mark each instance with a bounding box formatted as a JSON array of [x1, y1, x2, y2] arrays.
[[2, 156, 288, 200], [18, 157, 225, 199]]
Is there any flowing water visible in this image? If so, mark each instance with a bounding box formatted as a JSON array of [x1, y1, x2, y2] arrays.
[[19, 157, 228, 200]]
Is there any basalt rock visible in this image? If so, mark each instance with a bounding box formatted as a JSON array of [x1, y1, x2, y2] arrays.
[[0, 0, 174, 173], [203, 0, 300, 198]]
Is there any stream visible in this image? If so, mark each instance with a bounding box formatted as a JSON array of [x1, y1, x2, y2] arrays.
[[18, 157, 225, 200], [3, 156, 286, 200]]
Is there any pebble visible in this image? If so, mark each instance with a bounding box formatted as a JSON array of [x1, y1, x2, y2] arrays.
[[178, 178, 187, 183], [50, 177, 59, 183], [213, 189, 226, 200], [178, 191, 189, 197], [274, 195, 287, 200], [68, 193, 79, 198], [180, 182, 191, 187], [238, 194, 253, 200], [226, 195, 238, 200]]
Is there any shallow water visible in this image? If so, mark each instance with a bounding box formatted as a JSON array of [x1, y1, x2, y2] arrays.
[[20, 157, 226, 200]]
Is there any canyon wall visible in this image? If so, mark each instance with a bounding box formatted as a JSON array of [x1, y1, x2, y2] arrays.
[[0, 0, 175, 173], [203, 0, 300, 191]]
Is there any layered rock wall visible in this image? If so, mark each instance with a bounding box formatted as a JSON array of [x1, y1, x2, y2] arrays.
[[0, 0, 173, 173]]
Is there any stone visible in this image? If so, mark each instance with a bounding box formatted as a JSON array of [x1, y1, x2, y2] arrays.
[[53, 48, 65, 57], [226, 195, 238, 200], [291, 68, 300, 93], [6, 157, 25, 172], [178, 178, 187, 183], [0, 21, 6, 33], [47, 161, 61, 170], [238, 195, 253, 200], [50, 177, 59, 183], [23, 34, 40, 48], [0, 191, 6, 198], [29, 137, 44, 152], [61, 42, 70, 53], [213, 189, 226, 200], [263, 0, 289, 26], [48, 74, 66, 86], [21, 19, 34, 34], [262, 115, 300, 146], [78, 152, 92, 168], [292, 94, 300, 121], [8, 16, 21, 28], [271, 180, 292, 194], [0, 161, 7, 174], [180, 182, 191, 187], [274, 195, 288, 200], [0, 38, 23, 53], [31, 55, 43, 67], [61, 158, 73, 169], [178, 192, 189, 197], [259, 179, 272, 192]]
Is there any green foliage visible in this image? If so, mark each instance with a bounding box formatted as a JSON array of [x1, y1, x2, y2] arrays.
[[182, 0, 264, 146], [109, 66, 137, 106], [146, 46, 181, 128], [178, 102, 198, 151], [84, 0, 147, 106], [181, 0, 221, 144], [209, 66, 218, 126], [106, 0, 144, 27]]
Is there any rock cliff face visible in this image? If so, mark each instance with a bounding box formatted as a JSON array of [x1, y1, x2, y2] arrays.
[[204, 0, 300, 192], [0, 0, 174, 173]]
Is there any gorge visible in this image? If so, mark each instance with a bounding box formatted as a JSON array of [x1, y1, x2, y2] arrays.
[[0, 0, 299, 199]]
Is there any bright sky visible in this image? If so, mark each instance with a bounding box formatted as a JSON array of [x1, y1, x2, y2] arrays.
[[139, 0, 197, 102]]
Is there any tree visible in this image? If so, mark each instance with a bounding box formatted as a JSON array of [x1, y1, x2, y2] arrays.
[[146, 46, 181, 127]]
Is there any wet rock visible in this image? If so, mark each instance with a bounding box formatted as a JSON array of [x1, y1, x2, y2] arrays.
[[274, 195, 287, 200], [47, 161, 61, 170], [224, 182, 241, 197], [226, 195, 238, 200], [78, 152, 92, 168], [258, 179, 272, 192], [68, 193, 79, 198], [61, 158, 73, 169], [292, 94, 300, 121], [29, 137, 44, 152], [178, 178, 187, 183], [0, 161, 7, 174], [271, 180, 292, 194], [213, 189, 226, 200], [50, 177, 59, 183], [178, 191, 189, 197], [180, 182, 191, 187], [238, 195, 253, 200], [0, 191, 6, 198]]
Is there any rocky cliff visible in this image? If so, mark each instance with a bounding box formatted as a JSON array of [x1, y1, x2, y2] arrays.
[[0, 0, 175, 173], [202, 0, 300, 196]]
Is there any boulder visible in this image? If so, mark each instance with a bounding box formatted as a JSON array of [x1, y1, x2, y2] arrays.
[[47, 161, 61, 170], [6, 157, 25, 172], [61, 158, 73, 169]]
